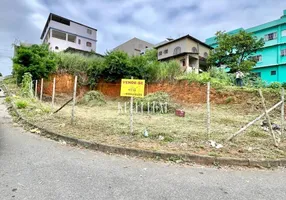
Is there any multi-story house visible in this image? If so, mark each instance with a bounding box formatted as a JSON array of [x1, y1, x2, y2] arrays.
[[113, 37, 154, 56], [155, 35, 212, 73], [40, 13, 97, 52], [206, 9, 286, 83]]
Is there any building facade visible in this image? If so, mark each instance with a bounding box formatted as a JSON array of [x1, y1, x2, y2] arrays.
[[113, 37, 154, 56], [40, 13, 97, 52], [155, 35, 212, 73], [206, 9, 286, 83]]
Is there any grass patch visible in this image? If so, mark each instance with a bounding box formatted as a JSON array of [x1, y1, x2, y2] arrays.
[[5, 96, 12, 103], [15, 99, 28, 109]]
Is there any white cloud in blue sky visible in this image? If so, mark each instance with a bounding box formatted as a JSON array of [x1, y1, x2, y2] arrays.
[[1, 0, 286, 75]]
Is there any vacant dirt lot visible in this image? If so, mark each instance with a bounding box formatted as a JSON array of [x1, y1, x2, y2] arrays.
[[17, 96, 286, 160], [4, 77, 286, 160]]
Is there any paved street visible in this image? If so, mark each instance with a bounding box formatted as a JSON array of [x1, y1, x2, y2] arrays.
[[1, 97, 286, 200]]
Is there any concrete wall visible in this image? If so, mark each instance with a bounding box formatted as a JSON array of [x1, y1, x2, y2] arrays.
[[157, 38, 211, 60], [43, 20, 97, 52], [113, 38, 154, 56], [157, 38, 188, 60]]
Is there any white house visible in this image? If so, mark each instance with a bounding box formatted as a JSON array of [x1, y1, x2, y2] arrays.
[[40, 13, 97, 52]]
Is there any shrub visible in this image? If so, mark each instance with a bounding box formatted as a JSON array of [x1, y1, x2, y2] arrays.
[[57, 52, 105, 88], [15, 100, 28, 109], [165, 60, 182, 81], [102, 51, 131, 82], [21, 73, 33, 98], [243, 72, 267, 88], [282, 82, 286, 89], [268, 82, 282, 89], [12, 44, 57, 83], [79, 91, 106, 107]]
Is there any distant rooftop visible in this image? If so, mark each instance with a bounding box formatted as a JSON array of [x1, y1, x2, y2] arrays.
[[155, 34, 213, 49]]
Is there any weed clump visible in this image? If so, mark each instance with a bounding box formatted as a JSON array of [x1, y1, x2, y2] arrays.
[[15, 99, 28, 109], [135, 91, 176, 112], [79, 91, 106, 107]]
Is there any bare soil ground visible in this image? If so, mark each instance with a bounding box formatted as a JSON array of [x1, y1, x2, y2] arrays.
[[19, 97, 286, 160]]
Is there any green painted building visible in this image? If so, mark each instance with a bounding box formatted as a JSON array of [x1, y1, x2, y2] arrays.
[[205, 9, 286, 83]]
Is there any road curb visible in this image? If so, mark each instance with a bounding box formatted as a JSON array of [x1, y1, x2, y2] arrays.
[[2, 84, 286, 168]]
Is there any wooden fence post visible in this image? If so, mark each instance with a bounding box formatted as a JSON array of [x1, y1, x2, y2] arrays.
[[52, 77, 56, 108], [71, 76, 78, 125], [130, 77, 134, 134], [165, 102, 168, 113], [227, 101, 283, 141], [259, 89, 278, 147], [118, 102, 122, 114], [147, 102, 150, 114], [281, 88, 285, 136], [30, 81, 33, 97], [141, 102, 143, 114], [207, 82, 211, 139], [40, 78, 43, 102], [35, 80, 38, 98]]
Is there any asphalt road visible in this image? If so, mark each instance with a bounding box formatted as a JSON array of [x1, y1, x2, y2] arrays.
[[1, 98, 286, 200]]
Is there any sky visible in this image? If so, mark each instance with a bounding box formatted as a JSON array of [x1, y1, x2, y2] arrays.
[[1, 0, 286, 76]]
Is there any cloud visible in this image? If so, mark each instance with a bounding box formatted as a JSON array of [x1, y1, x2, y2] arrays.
[[1, 0, 286, 75]]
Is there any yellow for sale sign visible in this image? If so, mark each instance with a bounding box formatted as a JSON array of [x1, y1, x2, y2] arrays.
[[120, 79, 145, 98]]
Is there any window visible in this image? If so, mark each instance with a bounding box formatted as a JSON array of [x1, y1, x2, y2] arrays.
[[192, 47, 198, 53], [68, 34, 76, 43], [252, 55, 262, 62], [173, 47, 181, 55], [86, 42, 92, 47], [204, 52, 208, 58], [281, 49, 286, 56], [158, 51, 162, 56], [78, 39, 81, 45], [271, 71, 276, 75], [264, 32, 277, 41], [181, 59, 186, 66], [55, 46, 59, 50], [164, 49, 168, 54], [255, 72, 261, 77], [87, 29, 92, 34], [282, 30, 286, 37], [52, 30, 66, 40]]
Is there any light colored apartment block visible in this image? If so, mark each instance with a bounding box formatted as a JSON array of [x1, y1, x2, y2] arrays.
[[155, 35, 212, 73], [40, 13, 97, 52], [113, 37, 154, 56]]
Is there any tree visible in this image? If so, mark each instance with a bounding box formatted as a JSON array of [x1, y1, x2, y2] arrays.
[[207, 30, 265, 72], [0, 72, 2, 77], [143, 48, 158, 62], [12, 44, 58, 83], [102, 51, 131, 82]]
